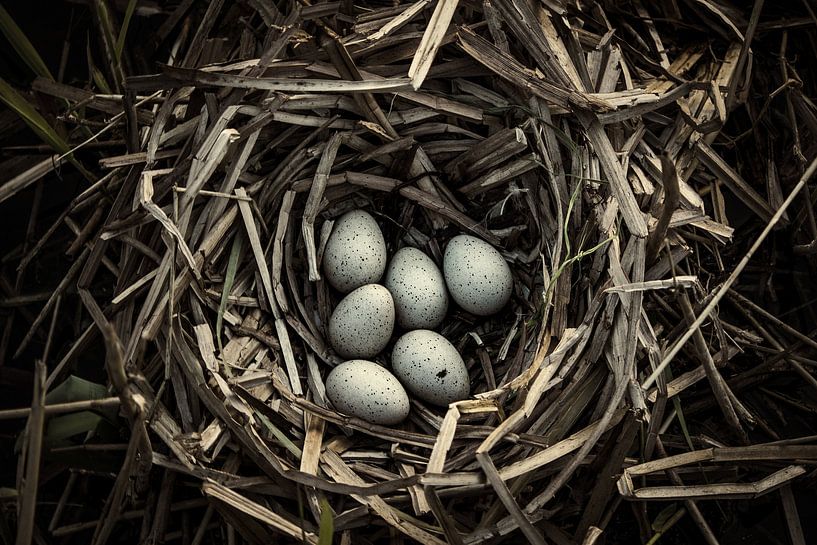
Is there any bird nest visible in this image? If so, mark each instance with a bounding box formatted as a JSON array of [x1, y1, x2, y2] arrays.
[[5, 1, 817, 544]]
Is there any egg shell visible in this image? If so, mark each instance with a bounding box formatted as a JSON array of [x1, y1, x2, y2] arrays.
[[322, 210, 387, 293], [391, 330, 470, 406], [384, 247, 448, 330], [326, 360, 410, 425], [328, 284, 395, 359], [443, 235, 513, 316]]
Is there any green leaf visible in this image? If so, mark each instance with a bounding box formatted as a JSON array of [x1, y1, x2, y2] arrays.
[[673, 397, 695, 452], [115, 0, 138, 63], [14, 376, 116, 450], [45, 413, 104, 442], [217, 234, 243, 354], [46, 375, 108, 404], [43, 376, 116, 444], [318, 497, 334, 545], [0, 4, 54, 80]]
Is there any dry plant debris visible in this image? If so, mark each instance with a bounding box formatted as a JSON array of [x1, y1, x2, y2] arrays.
[[1, 0, 817, 544]]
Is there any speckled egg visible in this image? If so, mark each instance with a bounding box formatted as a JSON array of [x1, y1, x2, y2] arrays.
[[443, 235, 512, 316], [384, 247, 448, 330], [326, 360, 410, 425], [328, 284, 395, 359], [323, 210, 387, 293], [391, 330, 470, 406]]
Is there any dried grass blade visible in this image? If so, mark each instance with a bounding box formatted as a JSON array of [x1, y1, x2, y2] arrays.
[[689, 0, 744, 41], [184, 128, 241, 209], [457, 28, 570, 111], [235, 188, 302, 395], [139, 172, 201, 280], [426, 406, 461, 474], [646, 154, 680, 262], [217, 235, 243, 353], [408, 0, 459, 89], [459, 154, 539, 197], [146, 64, 413, 93], [643, 154, 817, 389], [321, 450, 447, 545], [351, 0, 430, 45], [0, 155, 64, 205], [300, 413, 325, 476], [303, 132, 343, 281], [16, 361, 46, 545], [780, 485, 807, 545], [604, 277, 698, 293], [500, 408, 627, 481], [620, 465, 805, 501], [475, 452, 545, 545], [695, 141, 774, 223], [272, 191, 295, 315], [13, 247, 89, 359], [203, 482, 319, 544], [423, 486, 464, 545]]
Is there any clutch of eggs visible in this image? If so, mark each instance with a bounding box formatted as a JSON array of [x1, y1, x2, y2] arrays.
[[319, 209, 518, 425]]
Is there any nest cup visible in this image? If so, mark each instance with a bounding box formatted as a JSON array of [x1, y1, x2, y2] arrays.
[[178, 101, 558, 538], [8, 0, 815, 542]]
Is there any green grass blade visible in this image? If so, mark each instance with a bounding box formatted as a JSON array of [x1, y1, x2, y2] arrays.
[[0, 5, 54, 80], [0, 77, 68, 154], [86, 36, 112, 94], [217, 234, 243, 354], [563, 180, 583, 257], [0, 77, 95, 182], [115, 0, 137, 63], [544, 233, 614, 303], [92, 0, 124, 91], [647, 504, 686, 545], [672, 396, 695, 452], [665, 367, 696, 452], [318, 497, 334, 545], [254, 412, 302, 459]]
